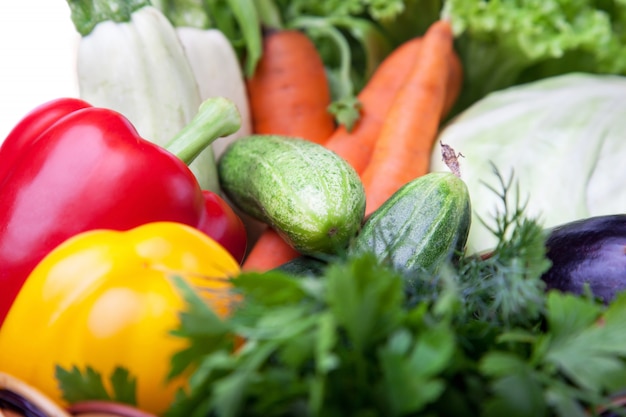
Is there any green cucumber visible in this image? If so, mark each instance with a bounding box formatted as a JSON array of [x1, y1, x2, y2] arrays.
[[218, 134, 366, 256], [273, 256, 328, 278], [349, 172, 471, 276]]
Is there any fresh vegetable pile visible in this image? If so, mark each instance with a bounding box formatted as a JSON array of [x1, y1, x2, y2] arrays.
[[1, 0, 626, 416]]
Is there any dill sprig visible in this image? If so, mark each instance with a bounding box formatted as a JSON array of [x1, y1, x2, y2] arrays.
[[457, 166, 551, 328]]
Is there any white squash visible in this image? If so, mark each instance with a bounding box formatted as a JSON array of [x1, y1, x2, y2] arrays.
[[74, 5, 220, 192], [176, 27, 252, 159]]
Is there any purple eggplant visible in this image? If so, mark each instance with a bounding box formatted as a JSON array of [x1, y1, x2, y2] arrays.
[[0, 389, 50, 417], [541, 214, 626, 303]]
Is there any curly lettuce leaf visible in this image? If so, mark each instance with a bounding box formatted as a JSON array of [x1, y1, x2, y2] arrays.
[[271, 0, 405, 22], [443, 0, 626, 113], [377, 0, 445, 43]]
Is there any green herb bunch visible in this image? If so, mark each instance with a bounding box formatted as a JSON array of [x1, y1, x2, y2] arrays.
[[160, 172, 626, 417]]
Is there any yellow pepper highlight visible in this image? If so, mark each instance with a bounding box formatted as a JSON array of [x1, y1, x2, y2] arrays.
[[0, 222, 240, 415]]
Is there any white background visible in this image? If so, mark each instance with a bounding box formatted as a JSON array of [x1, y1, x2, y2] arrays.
[[0, 1, 80, 139]]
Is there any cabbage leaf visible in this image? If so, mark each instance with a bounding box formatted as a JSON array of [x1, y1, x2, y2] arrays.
[[430, 73, 626, 254]]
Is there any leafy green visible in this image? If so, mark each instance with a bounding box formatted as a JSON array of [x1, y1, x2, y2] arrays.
[[153, 0, 626, 122], [163, 168, 626, 417], [167, 254, 462, 417], [402, 166, 550, 330], [270, 1, 398, 127], [442, 0, 626, 114], [258, 0, 626, 117], [271, 0, 406, 21], [151, 0, 210, 28], [55, 365, 138, 405], [476, 291, 626, 417], [377, 0, 445, 44], [215, 0, 263, 77], [459, 166, 550, 327], [542, 292, 626, 393], [167, 275, 233, 380], [152, 0, 263, 77], [153, 0, 396, 128], [430, 74, 626, 254], [288, 15, 364, 130]]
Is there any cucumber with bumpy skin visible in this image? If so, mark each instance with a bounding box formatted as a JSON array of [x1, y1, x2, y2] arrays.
[[350, 172, 471, 276], [218, 135, 366, 256]]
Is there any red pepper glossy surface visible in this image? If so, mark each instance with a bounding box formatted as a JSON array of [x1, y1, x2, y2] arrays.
[[0, 98, 246, 325], [200, 190, 248, 264]]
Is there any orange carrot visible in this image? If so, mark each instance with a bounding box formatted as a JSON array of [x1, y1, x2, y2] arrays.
[[325, 34, 462, 176], [242, 228, 301, 272], [243, 22, 461, 270], [360, 20, 454, 216], [242, 29, 337, 271], [246, 29, 336, 144], [324, 37, 423, 174]]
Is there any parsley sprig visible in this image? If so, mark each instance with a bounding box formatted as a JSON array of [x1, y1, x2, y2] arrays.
[[55, 365, 137, 406], [162, 169, 626, 417]]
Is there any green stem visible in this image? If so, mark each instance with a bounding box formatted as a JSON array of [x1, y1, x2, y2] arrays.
[[202, 0, 264, 77], [152, 0, 210, 29], [328, 16, 393, 81], [65, 0, 151, 36], [227, 0, 264, 77], [254, 0, 283, 29], [204, 0, 238, 35], [165, 97, 242, 165], [291, 16, 363, 130], [290, 16, 354, 101]]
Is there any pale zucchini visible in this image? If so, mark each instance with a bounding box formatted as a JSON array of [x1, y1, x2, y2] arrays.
[[176, 27, 252, 160], [73, 4, 220, 192], [218, 135, 366, 256], [175, 26, 264, 246]]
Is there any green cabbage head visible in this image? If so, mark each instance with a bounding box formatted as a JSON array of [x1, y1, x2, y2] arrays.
[[430, 73, 626, 254]]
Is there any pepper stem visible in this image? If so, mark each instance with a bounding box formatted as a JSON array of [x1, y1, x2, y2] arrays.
[[165, 97, 242, 165], [65, 0, 151, 36]]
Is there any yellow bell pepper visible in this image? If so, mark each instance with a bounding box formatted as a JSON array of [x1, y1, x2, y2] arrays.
[[0, 221, 240, 415]]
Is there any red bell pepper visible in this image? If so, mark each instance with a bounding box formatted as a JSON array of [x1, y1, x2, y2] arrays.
[[201, 190, 248, 263], [0, 97, 246, 325]]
